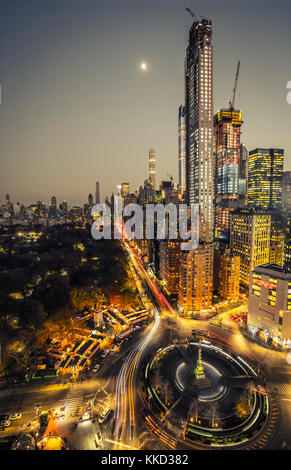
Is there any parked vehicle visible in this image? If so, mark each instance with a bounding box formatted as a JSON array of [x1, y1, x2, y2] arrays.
[[9, 413, 22, 420], [0, 420, 10, 428]]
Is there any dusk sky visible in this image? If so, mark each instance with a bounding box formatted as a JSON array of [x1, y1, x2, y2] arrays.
[[0, 0, 291, 206]]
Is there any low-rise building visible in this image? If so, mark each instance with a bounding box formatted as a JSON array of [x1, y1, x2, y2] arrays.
[[178, 243, 213, 314], [248, 264, 291, 346], [159, 240, 180, 295], [214, 247, 240, 300]]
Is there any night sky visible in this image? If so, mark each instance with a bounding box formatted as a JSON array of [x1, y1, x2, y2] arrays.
[[0, 0, 291, 205]]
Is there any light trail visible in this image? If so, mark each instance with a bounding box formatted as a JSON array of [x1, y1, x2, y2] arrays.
[[112, 241, 161, 445], [105, 439, 138, 450], [113, 306, 160, 442]]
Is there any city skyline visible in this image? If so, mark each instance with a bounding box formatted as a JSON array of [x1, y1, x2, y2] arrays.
[[1, 3, 291, 454], [0, 0, 291, 206]]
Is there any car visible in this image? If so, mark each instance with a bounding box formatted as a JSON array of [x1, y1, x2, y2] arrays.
[[0, 420, 11, 428], [95, 431, 102, 448], [9, 413, 22, 420], [79, 409, 91, 422]]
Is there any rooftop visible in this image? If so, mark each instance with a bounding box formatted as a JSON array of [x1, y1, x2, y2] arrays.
[[253, 264, 291, 280]]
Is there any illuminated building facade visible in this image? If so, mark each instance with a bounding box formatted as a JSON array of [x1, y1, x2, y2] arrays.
[[138, 179, 155, 206], [5, 193, 14, 215], [214, 109, 243, 236], [238, 143, 248, 198], [185, 18, 214, 239], [160, 181, 173, 204], [159, 240, 180, 295], [214, 247, 240, 299], [121, 182, 130, 198], [284, 239, 291, 271], [149, 149, 156, 190], [88, 194, 93, 206], [179, 17, 215, 314], [178, 105, 186, 197], [178, 243, 213, 314], [282, 171, 291, 213], [48, 195, 57, 218], [230, 210, 271, 287], [248, 148, 284, 209], [248, 264, 291, 345], [269, 214, 284, 267], [59, 201, 68, 217], [284, 214, 291, 239]]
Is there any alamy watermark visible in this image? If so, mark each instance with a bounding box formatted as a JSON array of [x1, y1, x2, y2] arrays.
[[287, 81, 291, 104], [91, 196, 199, 251]]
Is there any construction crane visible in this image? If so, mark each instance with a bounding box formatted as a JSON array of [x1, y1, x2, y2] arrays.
[[167, 173, 174, 186], [186, 8, 196, 19], [229, 60, 240, 111], [185, 8, 208, 23]]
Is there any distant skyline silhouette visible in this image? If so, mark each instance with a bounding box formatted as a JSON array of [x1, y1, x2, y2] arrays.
[[0, 0, 290, 205]]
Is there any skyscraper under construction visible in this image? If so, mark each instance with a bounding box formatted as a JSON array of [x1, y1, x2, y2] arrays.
[[214, 109, 243, 236]]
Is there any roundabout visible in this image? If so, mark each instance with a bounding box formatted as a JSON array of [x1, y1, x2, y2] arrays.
[[175, 356, 228, 402], [141, 339, 278, 449]]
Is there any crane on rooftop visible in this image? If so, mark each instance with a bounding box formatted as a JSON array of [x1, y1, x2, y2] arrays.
[[167, 173, 174, 188], [229, 60, 240, 112], [186, 8, 208, 23], [186, 8, 196, 19]]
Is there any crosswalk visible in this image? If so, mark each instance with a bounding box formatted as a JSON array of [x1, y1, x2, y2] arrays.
[[62, 387, 84, 416], [266, 382, 291, 397]]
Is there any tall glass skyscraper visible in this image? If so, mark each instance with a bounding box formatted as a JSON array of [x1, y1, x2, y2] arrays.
[[239, 143, 248, 197], [95, 181, 100, 205], [248, 148, 284, 209], [177, 18, 215, 315], [185, 18, 214, 240], [178, 105, 186, 197], [149, 148, 156, 190], [282, 171, 291, 212]]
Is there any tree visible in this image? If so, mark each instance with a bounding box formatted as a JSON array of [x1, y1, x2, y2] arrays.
[[42, 313, 72, 344], [6, 341, 38, 372], [42, 311, 88, 345], [20, 300, 47, 329], [71, 287, 107, 313], [235, 400, 251, 419]]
